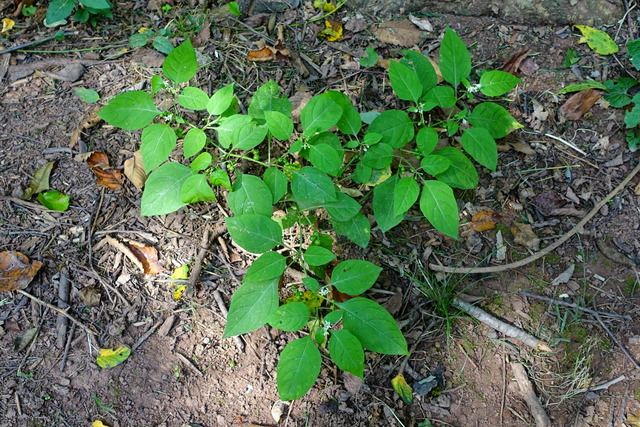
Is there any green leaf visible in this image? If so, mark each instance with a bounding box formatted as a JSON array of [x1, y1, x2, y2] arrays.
[[329, 329, 365, 378], [368, 110, 414, 149], [98, 91, 160, 131], [22, 161, 54, 199], [78, 0, 110, 8], [330, 260, 382, 295], [362, 143, 394, 169], [557, 80, 607, 95], [96, 346, 131, 369], [37, 190, 69, 211], [326, 91, 362, 135], [267, 302, 310, 331], [389, 60, 422, 102], [179, 87, 209, 110], [604, 78, 638, 108], [363, 132, 382, 146], [216, 115, 268, 150], [331, 213, 370, 248], [228, 174, 273, 216], [433, 147, 478, 189], [210, 168, 232, 190], [420, 154, 452, 176], [303, 277, 319, 292], [152, 36, 174, 54], [392, 374, 414, 405], [141, 124, 177, 172], [264, 110, 294, 140], [439, 27, 471, 87], [574, 25, 619, 55], [224, 276, 279, 337], [291, 167, 336, 204], [150, 75, 164, 95], [308, 144, 342, 175], [373, 175, 404, 232], [228, 1, 241, 16], [467, 102, 523, 138], [394, 176, 420, 216], [401, 50, 437, 96], [74, 88, 100, 103], [277, 337, 322, 401], [263, 167, 288, 203], [130, 33, 150, 48], [627, 130, 640, 151], [325, 192, 361, 222], [478, 70, 521, 96], [141, 162, 195, 215], [304, 246, 336, 266], [180, 174, 216, 203], [225, 214, 282, 254], [416, 126, 438, 155], [300, 93, 343, 134], [460, 127, 497, 171], [628, 38, 640, 70], [359, 47, 378, 67], [420, 180, 458, 239], [422, 86, 456, 110], [625, 101, 640, 128], [46, 0, 75, 24], [337, 297, 408, 355], [189, 152, 212, 171], [245, 251, 286, 282], [183, 127, 206, 158], [162, 39, 197, 84], [248, 80, 292, 121], [207, 83, 236, 116]]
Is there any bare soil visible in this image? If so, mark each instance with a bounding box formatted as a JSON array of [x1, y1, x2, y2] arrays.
[[1, 2, 640, 426]]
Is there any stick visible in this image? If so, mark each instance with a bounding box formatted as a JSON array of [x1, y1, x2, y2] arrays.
[[430, 161, 640, 274], [453, 297, 551, 351], [573, 374, 626, 395], [592, 311, 640, 370], [55, 269, 70, 349], [59, 324, 76, 372], [186, 223, 226, 296], [132, 319, 163, 351], [511, 362, 552, 427], [520, 292, 632, 320], [213, 290, 245, 353]]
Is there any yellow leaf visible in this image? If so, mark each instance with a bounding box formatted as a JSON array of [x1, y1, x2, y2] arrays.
[[1, 18, 15, 35], [391, 374, 413, 404], [627, 413, 640, 427], [96, 346, 131, 369], [574, 25, 619, 55], [171, 264, 189, 280], [92, 421, 108, 427], [313, 0, 335, 12], [319, 20, 343, 42], [137, 27, 149, 33], [173, 284, 186, 300]]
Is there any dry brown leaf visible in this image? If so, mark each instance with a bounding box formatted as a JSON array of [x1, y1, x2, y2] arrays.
[[634, 181, 640, 195], [372, 19, 422, 47], [123, 151, 146, 190], [246, 25, 290, 62], [0, 251, 43, 291], [408, 14, 433, 32], [69, 105, 102, 148], [559, 89, 601, 121], [78, 286, 101, 307], [127, 241, 164, 274], [246, 44, 274, 62], [511, 223, 540, 251], [469, 210, 499, 232], [87, 152, 124, 190], [501, 49, 531, 76]]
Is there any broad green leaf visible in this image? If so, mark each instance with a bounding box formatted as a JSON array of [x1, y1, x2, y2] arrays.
[[277, 337, 321, 401], [478, 70, 521, 96], [267, 302, 310, 331], [228, 174, 273, 216], [207, 83, 236, 116], [359, 46, 378, 67], [225, 214, 282, 253], [352, 161, 373, 184], [264, 110, 294, 140], [329, 329, 364, 378], [216, 115, 268, 150], [461, 127, 497, 171], [150, 75, 164, 95], [627, 130, 640, 151], [38, 190, 69, 211], [330, 260, 382, 295], [439, 27, 471, 87], [557, 79, 607, 95], [389, 60, 422, 102], [183, 127, 207, 158], [300, 93, 343, 134], [78, 0, 110, 8], [130, 33, 149, 48], [422, 86, 456, 110], [210, 168, 232, 190], [401, 50, 437, 95], [628, 38, 640, 70], [141, 124, 176, 172], [179, 87, 209, 110], [304, 246, 336, 266], [325, 192, 361, 222], [46, 0, 75, 23], [368, 110, 414, 149], [420, 180, 458, 239], [263, 167, 287, 203], [152, 36, 174, 54], [162, 39, 197, 84], [373, 175, 404, 232], [248, 80, 292, 121], [308, 144, 342, 175], [467, 102, 523, 138], [362, 143, 393, 169], [303, 277, 319, 292], [574, 25, 619, 55], [625, 101, 640, 128], [337, 297, 408, 355], [447, 120, 459, 136], [421, 154, 452, 176], [245, 251, 286, 282], [363, 132, 382, 145], [360, 110, 381, 124], [180, 174, 216, 203], [228, 1, 241, 16], [331, 213, 370, 248], [291, 167, 336, 204], [98, 91, 160, 131], [433, 147, 478, 189], [74, 88, 100, 103], [189, 152, 212, 171], [223, 276, 279, 337], [394, 176, 420, 216], [604, 78, 637, 108], [141, 162, 194, 215], [326, 91, 362, 135], [416, 126, 438, 155], [96, 346, 131, 369]]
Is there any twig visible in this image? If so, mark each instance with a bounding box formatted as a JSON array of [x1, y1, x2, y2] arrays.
[[132, 318, 164, 351], [55, 268, 70, 349], [213, 290, 245, 353], [453, 297, 551, 351], [430, 161, 640, 274], [177, 352, 203, 377], [544, 132, 587, 156], [592, 311, 640, 370], [59, 324, 76, 372], [511, 362, 552, 427], [520, 292, 632, 320], [572, 374, 626, 395], [186, 223, 225, 297], [0, 31, 78, 55]]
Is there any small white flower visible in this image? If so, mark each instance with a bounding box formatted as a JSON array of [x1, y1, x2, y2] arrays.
[[467, 84, 482, 93]]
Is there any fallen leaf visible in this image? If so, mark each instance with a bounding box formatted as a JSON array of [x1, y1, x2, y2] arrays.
[[123, 151, 146, 190], [551, 264, 575, 286], [246, 44, 274, 62], [373, 19, 422, 47], [468, 210, 499, 232], [14, 327, 37, 352], [501, 49, 531, 76], [408, 14, 433, 32], [79, 286, 101, 307], [246, 25, 290, 62], [22, 161, 54, 200], [319, 19, 343, 42], [37, 190, 70, 211], [171, 264, 189, 300], [559, 89, 601, 121], [127, 241, 164, 274], [343, 371, 363, 395], [271, 400, 289, 423], [69, 105, 102, 149], [313, 0, 335, 12], [634, 181, 640, 195], [92, 421, 109, 427], [511, 223, 540, 251], [532, 190, 566, 216], [627, 412, 640, 427], [2, 18, 15, 35], [173, 285, 186, 300], [87, 152, 124, 190], [0, 251, 43, 291], [96, 346, 131, 369], [391, 373, 413, 404], [574, 25, 619, 55]]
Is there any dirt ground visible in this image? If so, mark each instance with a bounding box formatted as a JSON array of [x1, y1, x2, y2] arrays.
[[1, 1, 640, 426]]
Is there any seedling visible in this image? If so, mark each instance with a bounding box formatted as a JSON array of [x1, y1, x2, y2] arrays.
[[46, 0, 113, 27]]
